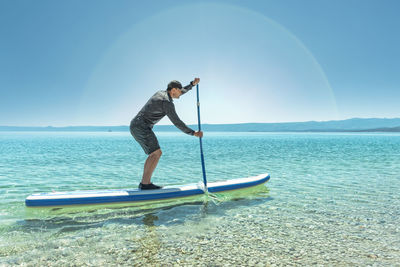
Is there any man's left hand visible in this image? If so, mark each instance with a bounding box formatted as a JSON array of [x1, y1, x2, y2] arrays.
[[194, 131, 203, 138]]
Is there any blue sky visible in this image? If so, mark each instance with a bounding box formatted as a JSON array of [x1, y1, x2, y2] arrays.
[[1, 0, 399, 126]]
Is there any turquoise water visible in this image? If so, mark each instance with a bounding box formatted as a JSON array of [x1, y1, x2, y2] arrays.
[[0, 131, 399, 266]]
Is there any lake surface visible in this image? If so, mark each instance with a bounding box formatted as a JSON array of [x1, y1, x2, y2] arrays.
[[0, 131, 399, 266]]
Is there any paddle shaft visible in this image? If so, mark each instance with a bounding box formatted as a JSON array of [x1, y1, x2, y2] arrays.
[[196, 84, 207, 189]]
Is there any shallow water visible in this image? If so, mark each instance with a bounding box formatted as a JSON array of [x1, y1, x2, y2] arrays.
[[0, 131, 399, 266]]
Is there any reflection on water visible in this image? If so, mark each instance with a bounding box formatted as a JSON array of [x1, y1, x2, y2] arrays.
[[17, 184, 270, 234]]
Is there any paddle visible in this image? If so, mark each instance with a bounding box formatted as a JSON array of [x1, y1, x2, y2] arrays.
[[196, 84, 208, 191]]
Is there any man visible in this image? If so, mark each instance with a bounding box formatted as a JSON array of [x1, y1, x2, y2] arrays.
[[130, 78, 203, 190]]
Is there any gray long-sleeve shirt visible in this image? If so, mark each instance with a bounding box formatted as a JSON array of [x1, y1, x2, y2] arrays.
[[134, 83, 195, 135]]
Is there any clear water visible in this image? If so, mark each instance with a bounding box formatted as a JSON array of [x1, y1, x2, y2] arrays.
[[0, 132, 399, 266]]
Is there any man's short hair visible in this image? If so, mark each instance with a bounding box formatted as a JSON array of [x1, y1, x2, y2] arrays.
[[167, 80, 182, 91]]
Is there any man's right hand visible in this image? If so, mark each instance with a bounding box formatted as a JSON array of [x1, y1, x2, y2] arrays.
[[194, 131, 203, 138], [192, 78, 200, 86]]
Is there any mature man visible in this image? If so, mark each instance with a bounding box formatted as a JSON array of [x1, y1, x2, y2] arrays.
[[130, 78, 203, 190]]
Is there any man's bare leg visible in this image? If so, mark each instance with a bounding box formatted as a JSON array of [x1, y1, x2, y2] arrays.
[[141, 149, 162, 184]]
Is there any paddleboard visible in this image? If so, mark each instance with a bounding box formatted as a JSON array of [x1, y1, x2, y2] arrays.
[[25, 173, 270, 207]]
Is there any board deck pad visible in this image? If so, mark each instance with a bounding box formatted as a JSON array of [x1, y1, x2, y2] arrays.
[[25, 173, 270, 207]]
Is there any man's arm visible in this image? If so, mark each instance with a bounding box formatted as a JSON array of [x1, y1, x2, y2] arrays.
[[180, 78, 200, 95], [164, 101, 195, 135], [180, 83, 194, 95]]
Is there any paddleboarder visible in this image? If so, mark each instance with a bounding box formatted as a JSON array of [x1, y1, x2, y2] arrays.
[[130, 78, 203, 190]]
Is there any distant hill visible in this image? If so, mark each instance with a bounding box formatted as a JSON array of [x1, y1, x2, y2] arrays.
[[356, 126, 400, 132], [1, 118, 400, 132], [0, 126, 128, 132]]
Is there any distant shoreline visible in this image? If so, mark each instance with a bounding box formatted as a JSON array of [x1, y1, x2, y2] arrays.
[[0, 128, 399, 133], [1, 118, 400, 132]]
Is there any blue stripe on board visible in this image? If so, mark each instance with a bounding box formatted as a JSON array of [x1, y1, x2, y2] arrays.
[[208, 175, 270, 193], [26, 188, 204, 207]]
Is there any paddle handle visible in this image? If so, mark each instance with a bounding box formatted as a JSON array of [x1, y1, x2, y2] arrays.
[[196, 84, 207, 189]]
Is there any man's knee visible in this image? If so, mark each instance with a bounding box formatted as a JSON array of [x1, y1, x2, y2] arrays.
[[150, 149, 162, 158]]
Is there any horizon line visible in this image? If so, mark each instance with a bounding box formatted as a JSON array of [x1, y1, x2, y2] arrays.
[[1, 117, 400, 128]]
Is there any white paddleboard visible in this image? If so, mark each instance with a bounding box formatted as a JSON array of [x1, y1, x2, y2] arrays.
[[25, 173, 270, 207]]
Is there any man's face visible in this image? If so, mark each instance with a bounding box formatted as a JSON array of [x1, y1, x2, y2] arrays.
[[170, 88, 183, 99]]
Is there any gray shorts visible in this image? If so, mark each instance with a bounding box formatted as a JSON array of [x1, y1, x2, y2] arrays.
[[130, 117, 160, 155]]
